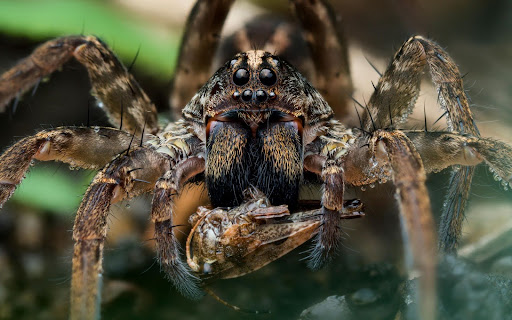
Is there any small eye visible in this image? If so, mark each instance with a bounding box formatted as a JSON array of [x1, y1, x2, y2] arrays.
[[259, 68, 277, 86], [242, 89, 253, 102], [255, 90, 267, 103], [233, 68, 250, 86]]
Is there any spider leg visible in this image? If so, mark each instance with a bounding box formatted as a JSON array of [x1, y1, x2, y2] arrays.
[[363, 36, 477, 134], [469, 138, 512, 187], [308, 123, 437, 319], [0, 127, 135, 208], [151, 157, 205, 299], [169, 0, 234, 119], [291, 0, 352, 119], [303, 156, 345, 269], [406, 131, 512, 247], [362, 35, 480, 252], [406, 131, 512, 182], [304, 153, 364, 269], [372, 130, 436, 320], [0, 36, 158, 134], [71, 147, 170, 320]]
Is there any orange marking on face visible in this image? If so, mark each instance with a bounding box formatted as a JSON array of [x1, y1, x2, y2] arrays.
[[206, 111, 303, 140]]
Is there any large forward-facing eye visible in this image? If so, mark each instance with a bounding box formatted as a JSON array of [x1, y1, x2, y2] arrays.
[[233, 68, 250, 86], [259, 68, 277, 86]]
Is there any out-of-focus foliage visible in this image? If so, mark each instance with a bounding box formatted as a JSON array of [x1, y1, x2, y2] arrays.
[[10, 166, 93, 215], [0, 0, 180, 77]]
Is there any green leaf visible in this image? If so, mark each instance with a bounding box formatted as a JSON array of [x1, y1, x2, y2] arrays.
[[0, 0, 180, 78]]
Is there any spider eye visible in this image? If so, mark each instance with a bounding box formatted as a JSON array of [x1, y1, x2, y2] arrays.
[[242, 89, 253, 102], [259, 68, 277, 86], [255, 90, 267, 103], [233, 68, 250, 86]]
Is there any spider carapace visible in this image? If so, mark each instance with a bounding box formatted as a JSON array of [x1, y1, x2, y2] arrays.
[[191, 50, 333, 209]]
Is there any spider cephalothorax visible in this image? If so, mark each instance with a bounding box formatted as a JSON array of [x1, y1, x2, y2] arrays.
[[184, 50, 333, 208], [0, 0, 511, 320]]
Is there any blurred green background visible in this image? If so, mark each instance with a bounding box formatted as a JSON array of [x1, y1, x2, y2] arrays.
[[0, 0, 511, 319]]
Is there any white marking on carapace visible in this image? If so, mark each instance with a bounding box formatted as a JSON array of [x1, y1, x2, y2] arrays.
[[246, 50, 266, 70]]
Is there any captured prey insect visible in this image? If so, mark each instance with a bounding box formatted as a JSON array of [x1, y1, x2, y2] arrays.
[[186, 188, 364, 280], [0, 0, 511, 319]]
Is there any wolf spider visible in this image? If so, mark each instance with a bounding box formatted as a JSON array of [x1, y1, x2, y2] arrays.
[[0, 0, 511, 319]]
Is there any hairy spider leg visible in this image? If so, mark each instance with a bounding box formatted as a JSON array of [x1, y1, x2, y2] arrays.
[[151, 157, 206, 300], [0, 127, 135, 207], [71, 147, 169, 320], [350, 35, 512, 320], [363, 36, 477, 134], [371, 130, 436, 320], [303, 156, 347, 270], [362, 36, 481, 252], [333, 126, 437, 320], [406, 130, 512, 186], [0, 36, 159, 134], [170, 0, 235, 119], [291, 0, 352, 119]]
